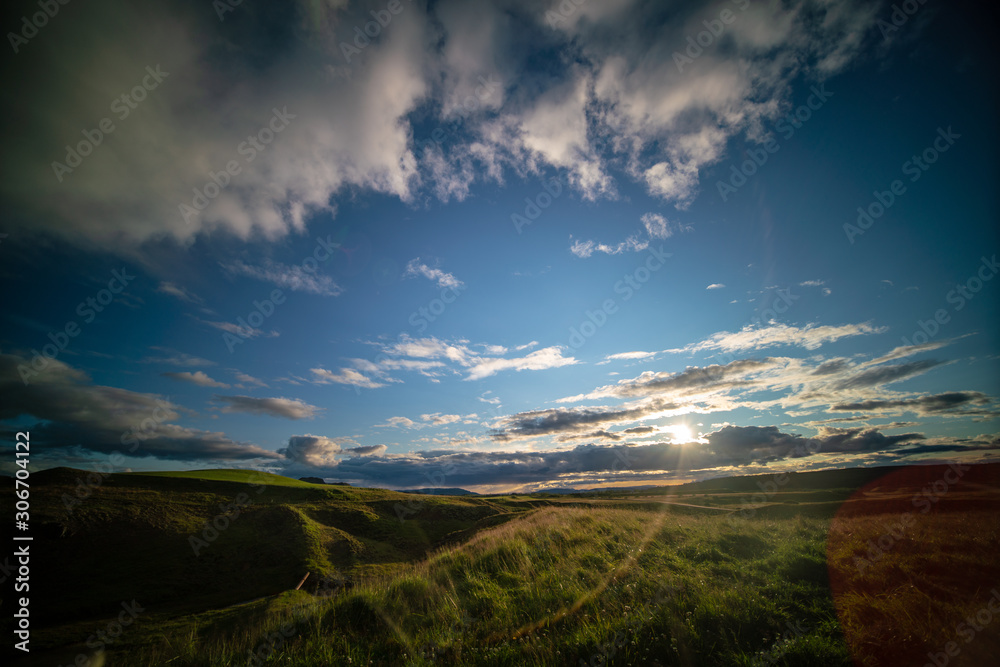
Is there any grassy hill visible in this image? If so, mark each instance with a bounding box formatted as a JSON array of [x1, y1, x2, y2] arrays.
[[8, 461, 999, 666], [122, 468, 325, 488], [19, 467, 528, 631]]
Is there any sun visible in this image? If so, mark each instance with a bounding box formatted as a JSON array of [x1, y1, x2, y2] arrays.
[[667, 424, 695, 443]]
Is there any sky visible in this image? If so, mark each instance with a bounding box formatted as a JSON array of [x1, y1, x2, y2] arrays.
[[1, 0, 998, 493]]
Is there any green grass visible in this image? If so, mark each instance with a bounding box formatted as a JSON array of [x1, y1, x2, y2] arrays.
[[12, 463, 999, 666], [49, 506, 853, 666], [122, 468, 324, 488]]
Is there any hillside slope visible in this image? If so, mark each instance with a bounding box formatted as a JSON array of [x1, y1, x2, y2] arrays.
[[19, 467, 528, 629]]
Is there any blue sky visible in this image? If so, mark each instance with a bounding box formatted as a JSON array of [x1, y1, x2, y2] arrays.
[[1, 0, 997, 491]]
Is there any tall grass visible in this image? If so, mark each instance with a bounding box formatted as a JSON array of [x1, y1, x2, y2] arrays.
[[827, 509, 1000, 666], [116, 506, 851, 666]]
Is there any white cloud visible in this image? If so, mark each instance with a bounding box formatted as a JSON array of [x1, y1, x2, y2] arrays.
[[310, 367, 386, 389], [214, 395, 320, 420], [279, 434, 361, 467], [641, 212, 691, 239], [157, 281, 204, 305], [222, 259, 342, 296], [378, 416, 421, 429], [404, 258, 464, 289], [706, 283, 725, 290], [465, 346, 578, 381], [569, 234, 648, 258], [141, 346, 215, 367], [3, 0, 886, 254], [232, 371, 267, 388], [669, 321, 886, 354], [3, 0, 434, 248], [597, 351, 657, 365], [342, 336, 579, 385], [199, 318, 279, 340], [161, 371, 229, 388]]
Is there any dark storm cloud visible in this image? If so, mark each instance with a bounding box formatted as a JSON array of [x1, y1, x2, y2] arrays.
[[280, 424, 927, 489], [588, 358, 775, 400], [705, 425, 815, 464], [704, 425, 924, 465], [557, 430, 623, 442], [811, 426, 924, 453], [213, 395, 320, 419], [891, 433, 1000, 456], [0, 353, 278, 462], [830, 359, 945, 390], [831, 391, 996, 418], [491, 401, 678, 441], [811, 358, 851, 375]]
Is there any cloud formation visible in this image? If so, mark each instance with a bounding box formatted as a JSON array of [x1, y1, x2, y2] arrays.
[[277, 423, 942, 491], [3, 0, 885, 250], [222, 259, 342, 296], [303, 335, 577, 388], [214, 395, 319, 419], [0, 354, 278, 462], [641, 213, 691, 240], [162, 371, 230, 388], [404, 259, 464, 289], [831, 392, 998, 420], [668, 321, 885, 354], [569, 235, 648, 258]]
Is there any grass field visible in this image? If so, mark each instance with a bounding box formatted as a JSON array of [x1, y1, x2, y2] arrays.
[[7, 462, 999, 666]]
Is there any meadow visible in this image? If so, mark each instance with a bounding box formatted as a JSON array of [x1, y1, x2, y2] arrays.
[[7, 462, 999, 666]]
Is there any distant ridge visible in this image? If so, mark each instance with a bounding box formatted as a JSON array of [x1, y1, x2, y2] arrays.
[[398, 487, 478, 496], [298, 477, 350, 486]]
